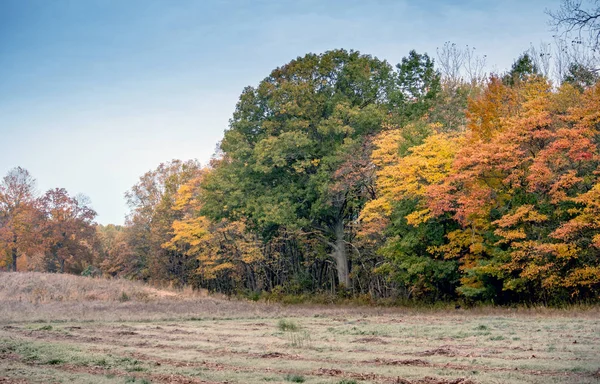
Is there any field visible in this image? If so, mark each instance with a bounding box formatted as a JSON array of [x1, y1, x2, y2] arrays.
[[0, 273, 599, 384]]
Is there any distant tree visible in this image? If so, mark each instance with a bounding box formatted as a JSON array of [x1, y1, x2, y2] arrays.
[[436, 42, 465, 85], [125, 159, 202, 283], [95, 224, 136, 277], [527, 42, 553, 78], [564, 62, 600, 89], [41, 189, 97, 273], [0, 167, 41, 271], [430, 42, 487, 132], [393, 50, 442, 124], [503, 53, 540, 86]]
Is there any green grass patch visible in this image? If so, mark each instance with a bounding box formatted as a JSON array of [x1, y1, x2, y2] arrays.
[[284, 374, 305, 383], [278, 319, 299, 332], [45, 358, 64, 365], [0, 337, 150, 373]]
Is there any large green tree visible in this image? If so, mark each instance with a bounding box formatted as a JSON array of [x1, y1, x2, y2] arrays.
[[202, 49, 439, 287]]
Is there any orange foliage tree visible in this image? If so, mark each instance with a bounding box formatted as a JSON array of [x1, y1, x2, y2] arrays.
[[0, 167, 43, 271], [424, 77, 600, 302], [40, 188, 97, 273]]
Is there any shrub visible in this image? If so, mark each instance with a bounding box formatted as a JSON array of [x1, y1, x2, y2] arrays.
[[81, 266, 102, 277]]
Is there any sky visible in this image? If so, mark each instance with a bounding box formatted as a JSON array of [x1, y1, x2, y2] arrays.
[[0, 0, 559, 225]]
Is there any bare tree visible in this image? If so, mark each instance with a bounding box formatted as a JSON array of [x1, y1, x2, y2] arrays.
[[551, 33, 599, 84], [553, 36, 572, 81], [464, 45, 487, 85], [436, 42, 465, 85], [548, 1, 600, 52], [546, 1, 600, 88], [436, 42, 488, 86], [528, 42, 553, 78]]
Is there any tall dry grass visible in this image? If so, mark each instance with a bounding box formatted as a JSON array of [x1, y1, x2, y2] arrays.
[[0, 271, 278, 323], [0, 271, 203, 304], [0, 272, 598, 324], [0, 272, 279, 323]]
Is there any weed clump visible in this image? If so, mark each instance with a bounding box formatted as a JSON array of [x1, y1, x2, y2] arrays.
[[278, 319, 299, 332], [288, 330, 312, 348], [119, 291, 130, 302], [284, 374, 305, 382]]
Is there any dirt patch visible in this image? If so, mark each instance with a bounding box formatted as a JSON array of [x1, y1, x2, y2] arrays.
[[371, 358, 431, 367], [317, 367, 343, 375], [260, 352, 287, 358], [0, 378, 29, 384], [416, 347, 456, 357], [166, 329, 195, 335], [314, 368, 379, 381], [353, 336, 390, 344], [115, 331, 138, 336], [0, 354, 20, 363], [415, 378, 476, 384]]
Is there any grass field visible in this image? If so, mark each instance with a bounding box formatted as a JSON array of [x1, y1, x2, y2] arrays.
[[0, 273, 599, 384]]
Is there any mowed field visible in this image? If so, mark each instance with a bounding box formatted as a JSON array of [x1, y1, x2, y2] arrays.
[[0, 273, 598, 384]]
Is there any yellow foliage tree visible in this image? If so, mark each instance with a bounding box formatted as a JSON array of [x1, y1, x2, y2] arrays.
[[163, 171, 263, 290]]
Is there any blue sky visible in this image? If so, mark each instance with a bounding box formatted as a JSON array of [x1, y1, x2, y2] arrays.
[[0, 0, 558, 224]]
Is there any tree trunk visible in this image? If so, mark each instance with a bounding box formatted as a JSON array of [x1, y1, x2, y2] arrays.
[[245, 264, 257, 292], [56, 249, 65, 273], [11, 247, 17, 272], [11, 233, 18, 272], [332, 220, 350, 287]]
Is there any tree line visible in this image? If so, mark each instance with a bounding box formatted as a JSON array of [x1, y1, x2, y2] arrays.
[[0, 168, 96, 274], [2, 2, 599, 304]]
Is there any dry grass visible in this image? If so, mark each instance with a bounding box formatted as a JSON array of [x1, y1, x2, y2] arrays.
[[0, 272, 599, 384], [0, 271, 203, 304]]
